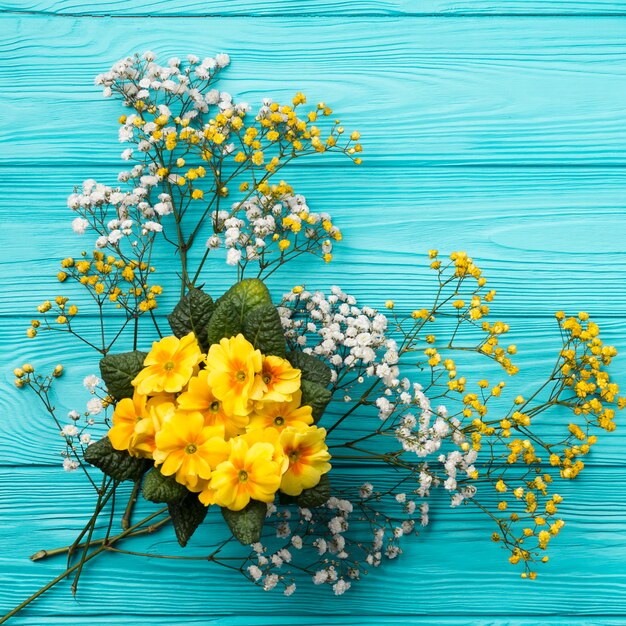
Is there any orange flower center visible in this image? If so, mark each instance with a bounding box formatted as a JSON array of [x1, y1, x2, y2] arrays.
[[209, 400, 220, 413], [164, 360, 175, 371], [185, 443, 197, 455], [238, 469, 249, 482], [236, 370, 246, 382], [273, 415, 285, 426], [288, 450, 301, 463]]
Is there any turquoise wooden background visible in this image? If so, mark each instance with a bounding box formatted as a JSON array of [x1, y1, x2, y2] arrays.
[[2, 1, 626, 624]]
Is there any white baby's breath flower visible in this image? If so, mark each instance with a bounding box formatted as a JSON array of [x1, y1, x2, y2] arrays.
[[61, 424, 78, 438], [83, 374, 100, 392], [86, 398, 103, 415], [63, 458, 79, 472]]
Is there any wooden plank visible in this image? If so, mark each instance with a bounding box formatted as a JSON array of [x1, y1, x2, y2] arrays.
[[19, 615, 619, 624], [4, 0, 626, 16], [2, 314, 625, 466], [1, 466, 626, 619], [3, 16, 626, 166], [1, 165, 626, 317]]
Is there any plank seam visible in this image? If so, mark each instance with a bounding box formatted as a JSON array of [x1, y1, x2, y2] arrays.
[[4, 10, 626, 17]]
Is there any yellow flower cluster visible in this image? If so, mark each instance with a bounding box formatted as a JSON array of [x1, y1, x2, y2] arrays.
[[108, 333, 331, 510], [56, 251, 161, 313]]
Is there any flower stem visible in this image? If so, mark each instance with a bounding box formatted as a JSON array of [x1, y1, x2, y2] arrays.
[[121, 478, 142, 530], [0, 507, 168, 624], [30, 517, 171, 562]]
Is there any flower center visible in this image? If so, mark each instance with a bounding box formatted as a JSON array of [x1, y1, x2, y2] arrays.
[[288, 450, 301, 463], [209, 400, 220, 413], [273, 415, 285, 426], [238, 469, 249, 483], [262, 373, 272, 385], [163, 360, 175, 371], [185, 443, 197, 455], [236, 370, 246, 382]]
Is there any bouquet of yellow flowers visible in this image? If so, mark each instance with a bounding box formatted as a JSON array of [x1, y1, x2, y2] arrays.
[[3, 51, 623, 621], [102, 281, 334, 540]]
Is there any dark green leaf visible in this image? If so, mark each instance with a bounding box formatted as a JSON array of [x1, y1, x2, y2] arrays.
[[167, 288, 214, 351], [242, 303, 286, 357], [300, 379, 333, 423], [99, 350, 147, 401], [168, 491, 208, 547], [221, 500, 267, 545], [220, 278, 272, 323], [287, 351, 332, 387], [296, 474, 331, 508], [206, 299, 243, 347], [83, 436, 151, 482], [142, 468, 189, 503]]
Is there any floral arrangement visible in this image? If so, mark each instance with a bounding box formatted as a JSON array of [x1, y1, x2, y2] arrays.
[[3, 51, 624, 621]]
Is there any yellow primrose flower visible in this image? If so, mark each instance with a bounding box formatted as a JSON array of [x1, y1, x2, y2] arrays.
[[249, 390, 313, 432], [154, 411, 228, 490], [132, 397, 176, 458], [241, 427, 289, 475], [133, 332, 203, 396], [259, 355, 301, 403], [177, 369, 248, 438], [108, 394, 149, 454], [205, 334, 264, 416], [279, 425, 331, 496], [211, 437, 282, 511]]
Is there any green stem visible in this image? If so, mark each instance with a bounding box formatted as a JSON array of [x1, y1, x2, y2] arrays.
[[121, 478, 142, 530], [30, 517, 171, 562], [0, 507, 168, 625]]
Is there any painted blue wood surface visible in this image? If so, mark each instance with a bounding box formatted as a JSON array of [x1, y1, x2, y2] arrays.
[[1, 2, 626, 624]]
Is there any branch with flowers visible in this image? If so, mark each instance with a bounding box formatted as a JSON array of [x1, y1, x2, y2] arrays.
[[3, 51, 623, 622]]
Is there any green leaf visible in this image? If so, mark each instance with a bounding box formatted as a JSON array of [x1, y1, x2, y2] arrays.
[[206, 299, 244, 347], [300, 379, 333, 423], [296, 473, 331, 508], [221, 500, 267, 545], [99, 350, 147, 401], [83, 436, 151, 482], [142, 468, 189, 504], [220, 278, 272, 322], [242, 303, 286, 357], [206, 279, 278, 347], [167, 288, 214, 351], [168, 491, 208, 547], [287, 351, 332, 387]]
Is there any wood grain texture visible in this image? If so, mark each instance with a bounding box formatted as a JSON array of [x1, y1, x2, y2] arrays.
[[4, 0, 626, 15], [1, 166, 625, 317], [1, 6, 626, 625], [1, 467, 626, 620], [3, 16, 626, 166], [0, 468, 626, 624]]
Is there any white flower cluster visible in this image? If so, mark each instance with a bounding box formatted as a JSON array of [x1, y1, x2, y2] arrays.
[[206, 191, 337, 267], [68, 175, 170, 251], [280, 284, 480, 513], [279, 286, 397, 384], [95, 51, 231, 106], [244, 493, 416, 597], [58, 376, 108, 472], [96, 53, 247, 164]]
